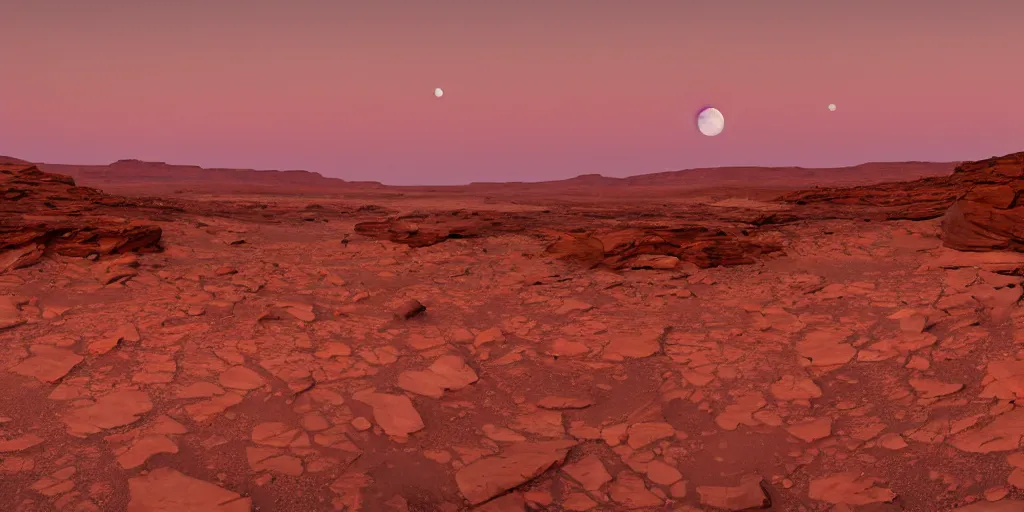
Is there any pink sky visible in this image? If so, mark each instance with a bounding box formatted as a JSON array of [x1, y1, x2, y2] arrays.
[[2, 0, 1022, 185]]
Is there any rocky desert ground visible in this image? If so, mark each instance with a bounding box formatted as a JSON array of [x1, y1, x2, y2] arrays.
[[1, 153, 1023, 512]]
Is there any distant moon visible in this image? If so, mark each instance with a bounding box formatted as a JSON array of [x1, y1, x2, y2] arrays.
[[828, 103, 836, 111], [434, 88, 444, 98], [697, 107, 725, 137]]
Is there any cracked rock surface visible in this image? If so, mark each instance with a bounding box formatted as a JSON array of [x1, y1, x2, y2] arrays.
[[1, 155, 1023, 510]]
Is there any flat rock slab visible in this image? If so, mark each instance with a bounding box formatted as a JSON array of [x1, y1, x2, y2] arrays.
[[64, 390, 153, 437], [11, 345, 84, 383], [127, 467, 252, 511], [455, 440, 576, 505], [353, 390, 425, 437]]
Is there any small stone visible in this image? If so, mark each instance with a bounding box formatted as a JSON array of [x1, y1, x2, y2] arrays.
[[770, 375, 823, 401], [537, 396, 594, 410], [300, 413, 330, 432], [352, 391, 424, 437], [786, 417, 832, 443], [219, 366, 264, 391], [627, 422, 675, 449], [562, 455, 612, 491], [645, 460, 683, 485], [878, 433, 908, 450], [909, 378, 964, 399], [394, 300, 426, 320], [563, 493, 598, 511], [0, 433, 44, 453], [985, 486, 1010, 502], [609, 471, 663, 508]]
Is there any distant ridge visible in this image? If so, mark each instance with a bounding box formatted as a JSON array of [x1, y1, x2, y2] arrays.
[[12, 158, 383, 195], [4, 155, 958, 197], [0, 155, 31, 165], [469, 161, 957, 190]]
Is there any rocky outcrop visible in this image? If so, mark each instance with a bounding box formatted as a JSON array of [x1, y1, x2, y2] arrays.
[[941, 154, 1024, 251], [354, 215, 481, 248], [545, 226, 782, 270], [0, 164, 163, 272], [777, 152, 1024, 254], [777, 152, 1024, 223], [355, 210, 782, 270]]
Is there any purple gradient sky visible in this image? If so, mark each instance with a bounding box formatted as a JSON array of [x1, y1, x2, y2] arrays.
[[3, 0, 1022, 185]]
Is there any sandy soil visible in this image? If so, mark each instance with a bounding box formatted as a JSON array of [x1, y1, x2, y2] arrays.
[[2, 177, 1024, 511]]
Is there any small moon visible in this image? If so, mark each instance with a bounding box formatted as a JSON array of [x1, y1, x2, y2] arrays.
[[434, 88, 444, 98], [828, 103, 836, 111], [697, 107, 725, 137]]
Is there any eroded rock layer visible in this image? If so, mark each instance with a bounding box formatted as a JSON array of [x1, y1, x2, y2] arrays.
[[1, 164, 164, 272]]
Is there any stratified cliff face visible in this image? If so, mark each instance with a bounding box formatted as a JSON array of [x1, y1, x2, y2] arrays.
[[940, 153, 1024, 252], [776, 152, 1024, 253], [0, 164, 163, 272]]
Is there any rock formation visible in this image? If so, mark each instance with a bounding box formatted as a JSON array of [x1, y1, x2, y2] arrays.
[[940, 153, 1024, 251], [0, 164, 163, 272], [779, 152, 1024, 254], [545, 226, 782, 270]]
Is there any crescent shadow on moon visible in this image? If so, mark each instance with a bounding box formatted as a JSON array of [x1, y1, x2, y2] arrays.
[[696, 106, 725, 137], [693, 104, 718, 124]]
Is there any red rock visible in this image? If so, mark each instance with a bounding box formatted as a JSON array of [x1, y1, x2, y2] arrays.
[[64, 390, 153, 437], [645, 460, 683, 485], [246, 447, 304, 476], [218, 366, 264, 390], [352, 391, 425, 437], [954, 500, 1024, 511], [117, 434, 179, 469], [696, 476, 770, 510], [397, 355, 478, 398], [11, 345, 84, 383], [609, 471, 664, 508], [351, 417, 372, 431], [0, 456, 34, 473], [941, 156, 1024, 252], [909, 378, 964, 398], [715, 394, 767, 431], [548, 338, 590, 357], [547, 227, 781, 270], [786, 417, 833, 443], [251, 422, 304, 447], [0, 165, 163, 271], [510, 411, 565, 437], [126, 467, 251, 511], [393, 299, 426, 320], [474, 327, 506, 346], [536, 396, 594, 410], [562, 455, 613, 491], [627, 422, 675, 449], [562, 493, 598, 511], [796, 331, 856, 367], [175, 382, 225, 399], [950, 409, 1024, 453], [483, 424, 527, 442], [603, 329, 665, 360], [0, 433, 44, 452], [770, 375, 823, 401], [808, 472, 897, 506], [454, 440, 576, 505], [473, 493, 526, 512]]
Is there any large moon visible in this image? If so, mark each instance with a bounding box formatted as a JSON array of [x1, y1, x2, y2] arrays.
[[697, 107, 725, 137], [434, 87, 444, 98]]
